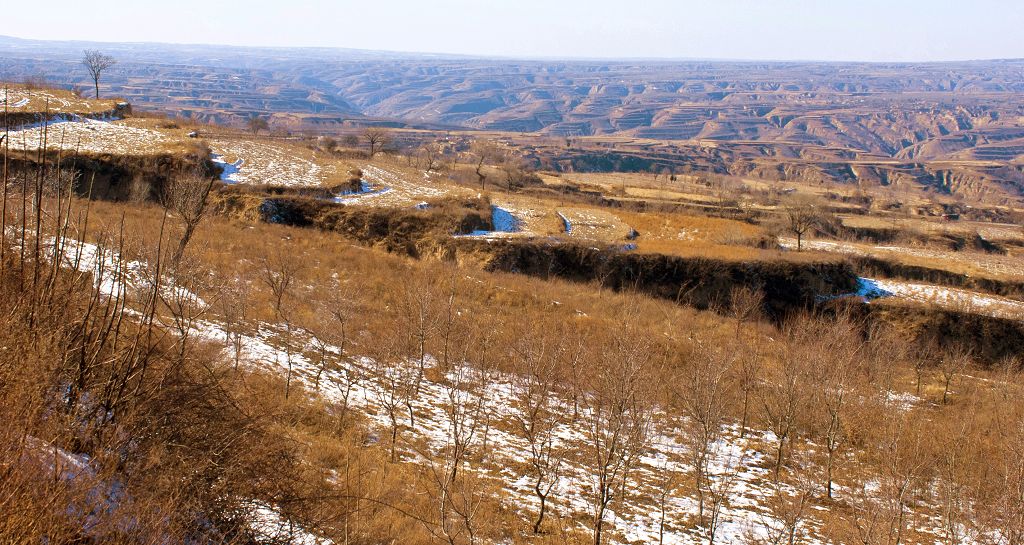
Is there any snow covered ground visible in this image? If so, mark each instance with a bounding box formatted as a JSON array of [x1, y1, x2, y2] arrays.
[[334, 165, 447, 207], [557, 211, 572, 234], [855, 277, 1024, 319], [189, 312, 985, 545], [185, 317, 933, 545], [212, 153, 243, 183], [491, 200, 555, 236], [209, 139, 336, 187], [779, 237, 1024, 280], [5, 117, 170, 155], [247, 502, 334, 545], [456, 205, 525, 238], [25, 236, 205, 306]]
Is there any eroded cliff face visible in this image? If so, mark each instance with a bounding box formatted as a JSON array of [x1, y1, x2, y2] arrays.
[[6, 149, 214, 202], [448, 238, 858, 317]]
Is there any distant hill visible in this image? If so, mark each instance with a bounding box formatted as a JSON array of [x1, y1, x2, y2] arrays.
[[3, 35, 1024, 163]]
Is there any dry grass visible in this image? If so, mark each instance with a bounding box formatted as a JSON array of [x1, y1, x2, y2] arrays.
[[1, 84, 121, 114], [840, 212, 1024, 243], [5, 107, 1024, 543], [621, 210, 762, 243], [556, 206, 633, 241], [787, 237, 1024, 282], [3, 183, 1023, 544]]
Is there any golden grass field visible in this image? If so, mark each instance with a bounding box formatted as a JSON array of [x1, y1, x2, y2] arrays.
[[2, 85, 121, 114]]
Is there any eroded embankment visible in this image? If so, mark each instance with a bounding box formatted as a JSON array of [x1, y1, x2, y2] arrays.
[[209, 191, 491, 257], [3, 106, 128, 130], [828, 299, 1024, 364], [467, 238, 1024, 362], [7, 147, 216, 201], [209, 186, 857, 316], [227, 193, 1021, 362], [453, 238, 859, 318], [30, 161, 1017, 362], [848, 255, 1024, 301]]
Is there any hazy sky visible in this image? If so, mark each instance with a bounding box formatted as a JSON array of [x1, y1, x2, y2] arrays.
[[3, 0, 1022, 61]]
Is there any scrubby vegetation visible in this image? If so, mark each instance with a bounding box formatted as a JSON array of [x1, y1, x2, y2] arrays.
[[3, 84, 1024, 545]]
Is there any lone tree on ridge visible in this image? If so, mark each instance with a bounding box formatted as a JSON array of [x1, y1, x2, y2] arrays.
[[82, 50, 116, 99]]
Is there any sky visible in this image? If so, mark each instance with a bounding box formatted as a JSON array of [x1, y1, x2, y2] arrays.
[[2, 0, 1023, 62]]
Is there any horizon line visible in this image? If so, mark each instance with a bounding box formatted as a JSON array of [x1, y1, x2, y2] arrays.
[[2, 33, 1023, 66]]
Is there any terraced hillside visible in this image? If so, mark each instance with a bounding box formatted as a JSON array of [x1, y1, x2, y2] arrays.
[[6, 84, 1024, 545], [4, 36, 1024, 160]]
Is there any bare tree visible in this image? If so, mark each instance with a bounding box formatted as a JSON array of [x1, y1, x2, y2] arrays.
[[220, 276, 251, 372], [82, 50, 116, 99], [705, 449, 744, 545], [341, 134, 360, 148], [760, 320, 814, 479], [428, 355, 493, 545], [500, 154, 536, 193], [363, 128, 391, 158], [782, 195, 823, 251], [247, 116, 269, 136], [307, 331, 333, 393], [708, 175, 740, 216], [582, 329, 655, 545], [469, 142, 501, 191], [730, 286, 764, 339], [398, 275, 442, 411], [876, 411, 928, 545], [676, 344, 732, 527], [317, 136, 338, 152], [422, 142, 443, 173], [938, 348, 970, 405], [652, 447, 683, 545], [258, 251, 303, 399], [808, 316, 863, 499], [511, 331, 565, 534], [162, 168, 215, 266], [990, 408, 1024, 545], [370, 354, 414, 463], [912, 347, 931, 397], [308, 278, 362, 423], [760, 457, 818, 545], [934, 416, 978, 545], [734, 346, 762, 439], [844, 479, 890, 545], [159, 256, 216, 361]]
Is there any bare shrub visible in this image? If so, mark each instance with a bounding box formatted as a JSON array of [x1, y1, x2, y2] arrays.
[[162, 167, 215, 265]]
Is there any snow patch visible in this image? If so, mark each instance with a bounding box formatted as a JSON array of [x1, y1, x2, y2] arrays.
[[557, 211, 572, 234], [212, 153, 243, 183], [247, 502, 334, 545], [491, 205, 521, 233], [456, 205, 523, 238]]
